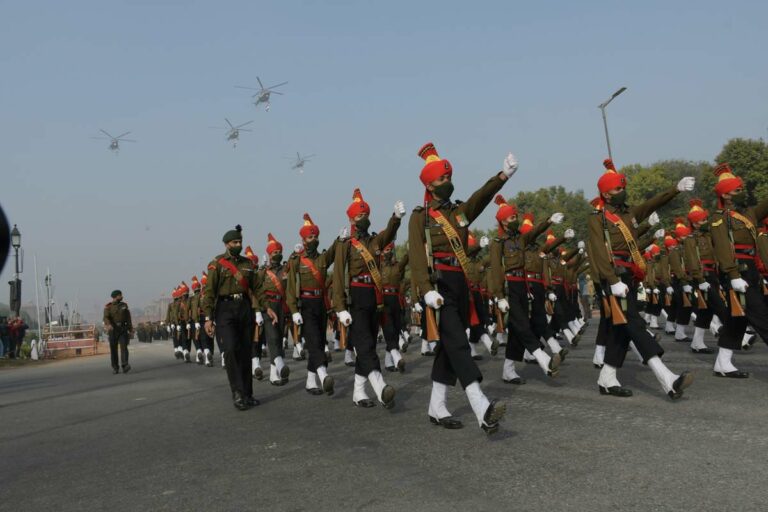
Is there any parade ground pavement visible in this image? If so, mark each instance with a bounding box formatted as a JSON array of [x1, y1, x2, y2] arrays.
[[2, 322, 768, 512]]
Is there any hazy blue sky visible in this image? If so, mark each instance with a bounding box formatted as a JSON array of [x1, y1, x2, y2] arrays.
[[1, 0, 766, 321]]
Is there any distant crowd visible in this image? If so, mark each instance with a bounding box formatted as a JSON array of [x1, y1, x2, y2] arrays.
[[0, 317, 29, 359]]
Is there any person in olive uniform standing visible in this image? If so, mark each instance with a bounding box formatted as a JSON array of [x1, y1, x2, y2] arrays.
[[287, 213, 339, 395], [103, 290, 133, 374], [408, 142, 512, 434], [333, 188, 404, 409], [709, 163, 768, 377], [203, 225, 271, 410], [587, 159, 695, 400], [380, 242, 410, 372]]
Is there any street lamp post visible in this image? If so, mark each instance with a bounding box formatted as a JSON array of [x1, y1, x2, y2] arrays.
[[598, 87, 627, 160], [9, 224, 22, 318]]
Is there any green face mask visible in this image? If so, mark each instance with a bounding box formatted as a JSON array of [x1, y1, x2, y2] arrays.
[[698, 223, 710, 233], [305, 240, 319, 253], [732, 193, 749, 208], [271, 254, 282, 264], [229, 246, 242, 257], [355, 218, 371, 233], [507, 220, 520, 233], [608, 190, 627, 207], [433, 181, 454, 201]]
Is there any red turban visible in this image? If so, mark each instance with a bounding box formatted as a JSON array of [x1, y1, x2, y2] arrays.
[[687, 199, 708, 224], [418, 142, 453, 204], [266, 233, 283, 255], [673, 217, 691, 239], [346, 188, 370, 219], [713, 163, 743, 197], [597, 158, 627, 194], [300, 213, 320, 239]]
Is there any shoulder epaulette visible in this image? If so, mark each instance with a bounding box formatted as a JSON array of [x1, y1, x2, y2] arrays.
[[104, 302, 112, 308], [711, 219, 724, 227], [412, 206, 424, 212]]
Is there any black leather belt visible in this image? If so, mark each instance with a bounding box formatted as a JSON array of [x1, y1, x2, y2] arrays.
[[352, 275, 373, 284], [219, 293, 245, 302], [435, 256, 460, 267], [300, 288, 322, 296]]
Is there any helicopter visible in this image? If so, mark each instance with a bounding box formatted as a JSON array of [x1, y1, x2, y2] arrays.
[[287, 152, 315, 173], [211, 118, 254, 148], [90, 129, 136, 153], [234, 77, 287, 111]]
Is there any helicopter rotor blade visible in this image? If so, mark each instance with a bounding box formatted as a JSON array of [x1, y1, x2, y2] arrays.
[[267, 81, 288, 90], [235, 120, 254, 129], [256, 77, 264, 89], [224, 118, 235, 129], [303, 154, 316, 159], [237, 128, 253, 132], [99, 129, 114, 138], [119, 139, 137, 143], [90, 136, 110, 140], [115, 131, 131, 139]]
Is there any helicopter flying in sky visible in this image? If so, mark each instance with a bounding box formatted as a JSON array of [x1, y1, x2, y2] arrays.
[[234, 77, 287, 111], [211, 118, 254, 148], [90, 129, 136, 153], [287, 152, 315, 173]]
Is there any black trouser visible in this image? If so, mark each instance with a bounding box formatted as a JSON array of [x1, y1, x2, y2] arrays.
[[662, 287, 678, 326], [109, 329, 129, 369], [528, 282, 556, 342], [549, 284, 572, 334], [178, 324, 190, 352], [349, 285, 382, 377], [263, 299, 286, 364], [469, 290, 490, 343], [595, 286, 612, 348], [693, 273, 726, 329], [672, 278, 693, 328], [301, 296, 328, 372], [189, 325, 202, 352], [198, 315, 214, 354], [382, 294, 403, 351], [172, 327, 180, 349], [603, 276, 664, 368], [431, 269, 482, 388], [646, 289, 663, 317], [505, 280, 545, 362], [215, 298, 254, 397], [718, 260, 768, 350]]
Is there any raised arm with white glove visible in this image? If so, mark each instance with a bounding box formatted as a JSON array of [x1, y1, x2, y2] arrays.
[[611, 281, 629, 297], [549, 212, 564, 224], [654, 229, 665, 239], [480, 235, 489, 248], [394, 200, 406, 219], [677, 177, 696, 192], [502, 153, 518, 177], [648, 212, 660, 226], [564, 228, 575, 239]]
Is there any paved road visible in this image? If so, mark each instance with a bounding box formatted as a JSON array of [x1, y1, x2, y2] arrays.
[[2, 324, 768, 512]]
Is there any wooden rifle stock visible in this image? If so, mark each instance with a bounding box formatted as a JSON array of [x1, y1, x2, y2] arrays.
[[696, 290, 708, 310], [494, 306, 505, 334], [292, 322, 301, 345], [664, 293, 672, 307], [609, 295, 627, 325], [425, 307, 440, 342], [339, 322, 347, 351], [253, 324, 261, 342], [602, 296, 612, 319], [729, 289, 746, 317], [682, 291, 692, 308]]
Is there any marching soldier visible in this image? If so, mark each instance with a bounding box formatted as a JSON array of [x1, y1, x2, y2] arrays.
[[198, 272, 215, 366], [489, 198, 564, 382], [244, 246, 267, 379], [333, 188, 404, 409], [167, 287, 181, 359], [177, 282, 191, 362], [531, 229, 569, 360], [668, 220, 694, 342], [709, 163, 768, 377], [287, 214, 338, 395], [408, 142, 512, 433], [202, 225, 267, 410], [189, 276, 205, 364], [256, 235, 291, 384], [465, 233, 497, 359], [587, 158, 695, 399], [380, 242, 409, 371], [103, 290, 133, 374]]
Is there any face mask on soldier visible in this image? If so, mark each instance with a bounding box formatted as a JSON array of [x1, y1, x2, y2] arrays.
[[608, 189, 627, 207], [271, 254, 282, 264], [229, 245, 242, 257], [305, 240, 320, 253], [731, 192, 749, 208], [507, 219, 520, 234], [698, 223, 710, 233], [433, 181, 454, 201], [355, 217, 371, 233]]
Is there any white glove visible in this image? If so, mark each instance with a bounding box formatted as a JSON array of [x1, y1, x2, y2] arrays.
[[502, 152, 518, 177], [731, 278, 748, 293], [549, 212, 564, 224], [262, 254, 268, 264], [195, 322, 201, 329], [255, 312, 264, 326], [577, 240, 585, 249], [611, 281, 629, 297], [666, 286, 675, 295], [292, 312, 303, 325], [480, 235, 490, 248], [171, 324, 176, 331], [564, 228, 575, 239], [653, 288, 660, 295], [167, 326, 171, 333], [682, 285, 693, 294], [394, 200, 406, 219], [698, 282, 711, 292], [496, 298, 509, 313], [338, 310, 352, 326], [424, 290, 444, 309], [677, 176, 695, 192], [547, 292, 557, 302], [578, 248, 585, 255], [654, 229, 665, 239], [413, 302, 423, 314], [186, 324, 191, 330], [338, 227, 349, 240], [648, 212, 660, 226]]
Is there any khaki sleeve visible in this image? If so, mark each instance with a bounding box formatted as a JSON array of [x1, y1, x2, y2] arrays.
[[103, 306, 112, 327], [374, 215, 401, 249], [668, 249, 687, 283], [752, 199, 768, 224], [489, 239, 505, 300], [587, 213, 618, 285], [522, 220, 552, 246], [408, 210, 433, 297], [458, 174, 507, 225], [321, 238, 339, 268], [332, 242, 349, 312], [631, 186, 679, 222], [711, 217, 739, 280], [397, 252, 409, 278], [286, 258, 299, 315], [543, 236, 565, 254], [202, 263, 219, 319], [636, 221, 651, 239]]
